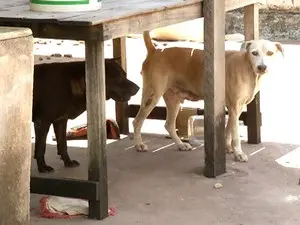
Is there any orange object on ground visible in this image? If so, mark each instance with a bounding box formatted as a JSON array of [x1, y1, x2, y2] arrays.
[[52, 119, 120, 141]]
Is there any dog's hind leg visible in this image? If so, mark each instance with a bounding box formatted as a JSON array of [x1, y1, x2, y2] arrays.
[[133, 74, 167, 152], [34, 119, 53, 173], [133, 91, 162, 152], [53, 118, 80, 168], [163, 90, 192, 151]]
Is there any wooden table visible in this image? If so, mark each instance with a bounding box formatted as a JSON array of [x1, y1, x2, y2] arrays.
[[0, 0, 264, 220]]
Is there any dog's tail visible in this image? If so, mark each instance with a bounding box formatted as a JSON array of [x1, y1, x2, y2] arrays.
[[143, 31, 156, 54]]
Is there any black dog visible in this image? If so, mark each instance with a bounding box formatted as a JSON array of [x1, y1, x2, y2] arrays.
[[33, 59, 139, 173]]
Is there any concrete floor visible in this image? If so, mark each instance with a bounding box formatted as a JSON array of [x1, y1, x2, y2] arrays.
[[30, 37, 300, 224], [30, 135, 300, 225]]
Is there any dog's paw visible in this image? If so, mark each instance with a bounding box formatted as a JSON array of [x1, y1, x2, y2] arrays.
[[64, 160, 80, 168], [38, 165, 55, 173], [178, 143, 193, 151], [135, 143, 148, 152], [234, 151, 248, 162]]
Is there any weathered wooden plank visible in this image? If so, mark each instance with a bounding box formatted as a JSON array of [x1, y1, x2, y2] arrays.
[[85, 40, 108, 220], [0, 0, 263, 41], [113, 37, 130, 134], [0, 1, 202, 40], [0, 22, 104, 40], [1, 0, 27, 9], [244, 4, 262, 144], [0, 0, 263, 27], [0, 0, 264, 42], [60, 0, 202, 25], [0, 0, 130, 22], [0, 0, 200, 25], [60, 0, 263, 25], [127, 104, 248, 124], [226, 0, 265, 11], [102, 2, 202, 40], [203, 0, 226, 178], [30, 177, 99, 200], [0, 4, 84, 22]]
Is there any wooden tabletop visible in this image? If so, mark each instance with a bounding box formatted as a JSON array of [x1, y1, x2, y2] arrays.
[[0, 0, 201, 25], [0, 0, 264, 40], [1, 0, 264, 25]]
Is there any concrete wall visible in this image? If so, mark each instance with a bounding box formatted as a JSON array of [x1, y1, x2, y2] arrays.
[[226, 8, 300, 41], [225, 0, 300, 41], [266, 0, 300, 8]]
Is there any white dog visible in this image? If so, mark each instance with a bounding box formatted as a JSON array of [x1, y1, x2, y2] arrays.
[[133, 31, 284, 162]]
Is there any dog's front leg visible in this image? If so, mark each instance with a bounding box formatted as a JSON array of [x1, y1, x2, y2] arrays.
[[225, 121, 233, 153], [163, 91, 192, 151], [53, 119, 80, 168], [228, 108, 248, 162], [33, 119, 53, 173]]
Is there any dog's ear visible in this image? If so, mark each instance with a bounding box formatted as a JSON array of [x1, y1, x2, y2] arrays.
[[106, 57, 127, 77], [275, 42, 284, 57], [240, 41, 252, 51]]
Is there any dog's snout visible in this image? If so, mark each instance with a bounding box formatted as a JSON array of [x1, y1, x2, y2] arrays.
[[130, 83, 140, 95], [257, 65, 267, 72], [124, 80, 139, 96]]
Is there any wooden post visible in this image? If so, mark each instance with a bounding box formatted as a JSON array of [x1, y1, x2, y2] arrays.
[[244, 4, 262, 144], [0, 27, 33, 225], [203, 0, 226, 178], [85, 40, 108, 220], [113, 37, 129, 134]]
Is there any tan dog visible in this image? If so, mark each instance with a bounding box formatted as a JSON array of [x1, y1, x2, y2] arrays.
[[133, 31, 283, 162]]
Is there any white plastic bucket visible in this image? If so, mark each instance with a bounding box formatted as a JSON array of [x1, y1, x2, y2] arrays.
[[30, 0, 102, 12]]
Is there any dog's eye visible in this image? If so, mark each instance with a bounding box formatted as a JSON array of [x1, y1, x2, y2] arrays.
[[252, 51, 259, 56], [267, 51, 274, 56]]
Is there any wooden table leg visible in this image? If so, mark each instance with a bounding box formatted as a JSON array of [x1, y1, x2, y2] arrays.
[[113, 37, 129, 134], [85, 40, 108, 220], [244, 4, 262, 144], [203, 0, 226, 178]]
